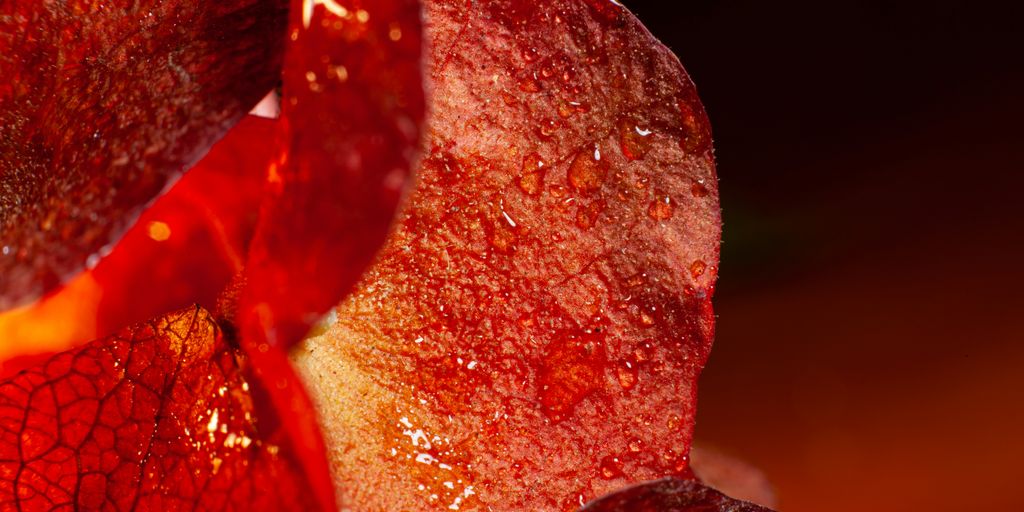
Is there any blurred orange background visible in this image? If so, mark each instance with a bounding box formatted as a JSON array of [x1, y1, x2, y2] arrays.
[[632, 1, 1024, 510]]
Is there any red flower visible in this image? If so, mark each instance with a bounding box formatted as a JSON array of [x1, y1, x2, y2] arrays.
[[0, 0, 767, 510]]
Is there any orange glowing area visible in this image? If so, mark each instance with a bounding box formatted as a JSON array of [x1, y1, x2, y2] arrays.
[[147, 220, 173, 241], [0, 272, 102, 373]]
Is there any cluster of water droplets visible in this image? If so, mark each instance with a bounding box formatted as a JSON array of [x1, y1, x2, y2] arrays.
[[385, 408, 477, 510]]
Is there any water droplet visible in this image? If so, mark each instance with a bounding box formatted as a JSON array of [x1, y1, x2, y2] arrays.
[[489, 220, 518, 254], [522, 46, 540, 63], [538, 118, 558, 139], [560, 67, 576, 84], [618, 118, 653, 160], [305, 69, 323, 92], [519, 76, 542, 93], [582, 0, 625, 23], [638, 310, 656, 327], [678, 97, 708, 153], [690, 260, 707, 278], [501, 91, 518, 106], [538, 332, 606, 419], [633, 341, 654, 363], [329, 64, 349, 82], [575, 200, 605, 230], [518, 152, 546, 195], [599, 455, 624, 479], [388, 23, 403, 41], [568, 146, 608, 193], [691, 181, 709, 198], [557, 102, 575, 119], [616, 361, 638, 390], [628, 439, 643, 453], [667, 414, 683, 430], [626, 273, 645, 288], [647, 195, 674, 220]]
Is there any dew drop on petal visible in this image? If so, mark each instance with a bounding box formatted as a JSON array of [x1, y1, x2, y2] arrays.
[[576, 200, 604, 230], [638, 310, 656, 327], [633, 341, 654, 363], [616, 361, 638, 390], [618, 118, 653, 161], [568, 145, 608, 193], [537, 332, 606, 419], [489, 221, 518, 255], [520, 76, 542, 93], [647, 196, 674, 221], [538, 118, 558, 139], [678, 97, 708, 154], [628, 439, 643, 453], [522, 46, 539, 63], [599, 455, 624, 479], [690, 260, 707, 278], [518, 152, 546, 195]]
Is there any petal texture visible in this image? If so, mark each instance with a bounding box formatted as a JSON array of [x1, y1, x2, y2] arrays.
[[293, 1, 719, 509], [0, 307, 316, 511]]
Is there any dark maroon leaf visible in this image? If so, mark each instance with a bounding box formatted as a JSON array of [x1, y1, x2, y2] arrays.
[[579, 478, 774, 512], [0, 0, 288, 309]]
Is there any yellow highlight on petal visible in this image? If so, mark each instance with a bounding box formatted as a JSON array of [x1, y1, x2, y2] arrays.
[[147, 221, 172, 242], [0, 272, 101, 366]]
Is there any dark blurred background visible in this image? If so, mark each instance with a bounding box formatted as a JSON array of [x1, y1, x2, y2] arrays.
[[628, 1, 1024, 511]]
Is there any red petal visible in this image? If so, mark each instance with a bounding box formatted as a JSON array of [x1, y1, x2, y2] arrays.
[[0, 306, 316, 510], [0, 0, 288, 309], [93, 116, 276, 337], [231, 1, 426, 510], [292, 1, 718, 509], [239, 0, 426, 351], [579, 478, 774, 512], [0, 116, 275, 369]]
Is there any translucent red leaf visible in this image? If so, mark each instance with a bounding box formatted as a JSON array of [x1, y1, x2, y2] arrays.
[[0, 306, 316, 510], [579, 478, 773, 512], [291, 1, 719, 509], [0, 116, 275, 371], [92, 116, 276, 338], [0, 0, 288, 309], [230, 2, 427, 510], [239, 0, 426, 350]]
